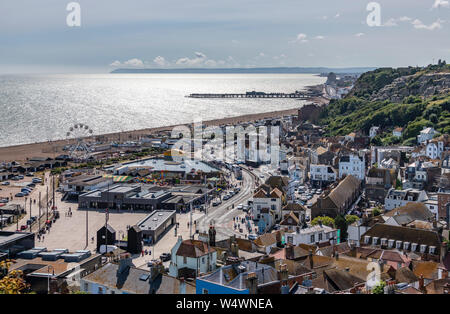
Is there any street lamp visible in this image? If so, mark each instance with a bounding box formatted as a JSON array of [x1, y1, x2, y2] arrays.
[[47, 265, 55, 294]]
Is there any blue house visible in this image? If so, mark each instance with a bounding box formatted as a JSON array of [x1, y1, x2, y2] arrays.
[[196, 261, 281, 294]]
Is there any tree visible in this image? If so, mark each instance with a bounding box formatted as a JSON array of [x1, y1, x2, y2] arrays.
[[372, 281, 386, 294], [0, 269, 28, 294], [311, 216, 335, 227], [345, 215, 359, 225], [334, 214, 348, 241], [373, 208, 381, 216]]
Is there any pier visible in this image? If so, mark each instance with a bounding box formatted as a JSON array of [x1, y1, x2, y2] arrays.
[[186, 91, 318, 99]]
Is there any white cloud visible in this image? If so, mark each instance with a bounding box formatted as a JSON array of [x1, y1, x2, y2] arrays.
[[399, 16, 412, 22], [153, 56, 168, 67], [432, 0, 450, 9], [412, 18, 443, 30], [334, 13, 340, 18], [314, 35, 325, 40], [382, 16, 412, 27], [291, 33, 308, 43], [175, 52, 207, 66], [109, 58, 144, 67], [384, 18, 398, 27], [124, 58, 144, 67], [355, 33, 365, 37]]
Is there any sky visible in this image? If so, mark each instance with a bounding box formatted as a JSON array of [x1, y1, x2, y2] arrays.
[[0, 0, 450, 73]]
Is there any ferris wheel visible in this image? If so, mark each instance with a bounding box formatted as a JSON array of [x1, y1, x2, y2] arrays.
[[66, 123, 94, 160]]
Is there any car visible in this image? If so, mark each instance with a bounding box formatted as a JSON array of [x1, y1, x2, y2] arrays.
[[20, 225, 27, 231], [237, 204, 243, 210], [160, 253, 171, 262], [21, 188, 32, 193], [259, 175, 265, 178], [22, 191, 29, 196], [15, 192, 25, 197], [2, 181, 10, 186], [27, 183, 36, 188], [0, 199, 8, 203], [223, 195, 230, 200], [12, 176, 20, 181], [32, 178, 42, 184], [18, 175, 24, 180], [212, 201, 221, 207], [248, 234, 258, 240], [26, 172, 34, 177]]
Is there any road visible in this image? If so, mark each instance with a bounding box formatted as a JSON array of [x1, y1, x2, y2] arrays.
[[197, 167, 258, 240]]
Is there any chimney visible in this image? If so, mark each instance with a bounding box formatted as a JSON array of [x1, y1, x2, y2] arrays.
[[419, 274, 426, 293], [278, 264, 289, 282], [286, 245, 294, 260], [308, 249, 314, 269], [246, 272, 258, 294], [179, 277, 186, 294], [441, 242, 448, 264], [117, 254, 133, 276]]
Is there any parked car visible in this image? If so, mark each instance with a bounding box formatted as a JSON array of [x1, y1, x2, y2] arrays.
[[237, 204, 243, 210], [2, 181, 10, 186], [26, 172, 34, 177], [0, 199, 8, 203], [32, 178, 42, 183], [20, 225, 27, 231], [212, 200, 221, 207], [248, 234, 258, 240], [160, 253, 171, 262], [15, 192, 25, 197]]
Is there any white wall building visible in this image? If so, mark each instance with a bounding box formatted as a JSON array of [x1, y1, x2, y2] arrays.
[[417, 127, 437, 144], [169, 237, 217, 278], [339, 154, 365, 180], [384, 188, 428, 211], [285, 224, 337, 246]]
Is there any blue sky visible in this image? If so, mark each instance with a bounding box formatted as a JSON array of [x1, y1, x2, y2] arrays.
[[0, 0, 449, 73]]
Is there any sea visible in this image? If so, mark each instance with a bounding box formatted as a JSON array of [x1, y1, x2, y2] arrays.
[[0, 73, 325, 148]]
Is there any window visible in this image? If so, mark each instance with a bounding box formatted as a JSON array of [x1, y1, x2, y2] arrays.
[[202, 257, 205, 264], [98, 287, 103, 294], [310, 234, 315, 243], [84, 282, 89, 291], [319, 233, 323, 241], [202, 289, 209, 294], [183, 256, 187, 264]]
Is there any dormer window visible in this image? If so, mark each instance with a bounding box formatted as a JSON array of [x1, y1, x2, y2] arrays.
[[420, 244, 427, 253], [403, 242, 410, 250], [429, 246, 436, 255], [381, 238, 388, 246], [364, 236, 371, 244], [396, 241, 402, 249], [388, 239, 395, 248], [372, 237, 379, 245], [411, 243, 418, 251]]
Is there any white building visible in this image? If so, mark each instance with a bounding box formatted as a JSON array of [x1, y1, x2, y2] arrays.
[[169, 237, 217, 278], [251, 188, 283, 233], [392, 127, 403, 138], [369, 126, 380, 139], [426, 138, 445, 160], [339, 154, 365, 180], [285, 224, 337, 246], [384, 188, 428, 211], [309, 164, 337, 187], [417, 127, 438, 144]]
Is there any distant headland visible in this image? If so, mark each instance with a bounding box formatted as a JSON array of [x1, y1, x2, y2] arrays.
[[110, 67, 376, 74]]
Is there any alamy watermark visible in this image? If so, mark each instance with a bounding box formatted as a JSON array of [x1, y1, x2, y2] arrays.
[[169, 120, 281, 169], [66, 2, 81, 27], [366, 2, 381, 27]]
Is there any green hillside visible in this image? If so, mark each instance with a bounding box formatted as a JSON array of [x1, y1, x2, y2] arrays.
[[319, 62, 450, 145]]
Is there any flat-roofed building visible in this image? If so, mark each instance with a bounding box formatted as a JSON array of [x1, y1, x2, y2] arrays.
[[137, 210, 176, 244]]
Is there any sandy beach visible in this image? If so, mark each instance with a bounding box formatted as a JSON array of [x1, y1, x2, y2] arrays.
[[0, 105, 308, 163]]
